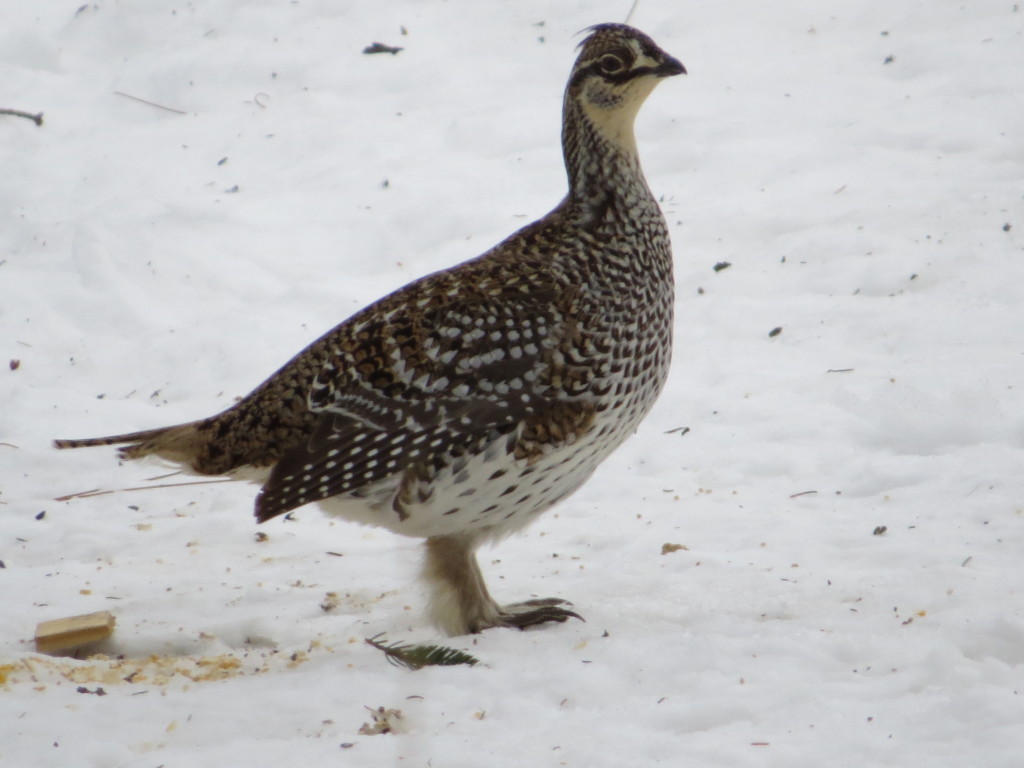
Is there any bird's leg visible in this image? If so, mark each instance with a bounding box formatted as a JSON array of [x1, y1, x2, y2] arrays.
[[423, 534, 502, 635], [423, 534, 583, 635]]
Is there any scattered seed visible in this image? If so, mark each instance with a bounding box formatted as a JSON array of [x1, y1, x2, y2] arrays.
[[363, 42, 403, 55]]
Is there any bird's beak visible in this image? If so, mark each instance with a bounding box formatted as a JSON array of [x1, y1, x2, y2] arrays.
[[655, 55, 687, 78]]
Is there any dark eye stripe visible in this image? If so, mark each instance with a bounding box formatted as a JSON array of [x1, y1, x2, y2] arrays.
[[569, 60, 650, 89], [594, 63, 659, 84]]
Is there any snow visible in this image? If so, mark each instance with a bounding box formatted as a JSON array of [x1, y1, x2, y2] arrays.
[[2, 0, 1023, 765]]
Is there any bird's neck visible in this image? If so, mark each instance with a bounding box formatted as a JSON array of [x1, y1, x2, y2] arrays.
[[561, 95, 652, 208]]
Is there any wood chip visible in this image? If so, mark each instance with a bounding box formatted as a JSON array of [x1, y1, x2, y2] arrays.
[[35, 611, 115, 654]]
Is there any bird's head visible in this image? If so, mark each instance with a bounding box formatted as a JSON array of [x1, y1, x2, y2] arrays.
[[566, 24, 685, 151]]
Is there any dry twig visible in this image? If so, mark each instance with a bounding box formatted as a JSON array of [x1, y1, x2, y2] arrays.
[[55, 478, 234, 502], [113, 91, 187, 115], [0, 108, 43, 126]]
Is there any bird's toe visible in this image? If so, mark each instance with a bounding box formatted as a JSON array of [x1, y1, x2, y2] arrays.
[[497, 598, 584, 630]]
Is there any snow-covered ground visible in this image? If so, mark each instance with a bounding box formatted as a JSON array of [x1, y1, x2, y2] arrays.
[[3, 1, 1023, 765]]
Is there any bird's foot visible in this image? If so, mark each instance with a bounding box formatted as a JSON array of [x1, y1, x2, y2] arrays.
[[497, 598, 584, 630]]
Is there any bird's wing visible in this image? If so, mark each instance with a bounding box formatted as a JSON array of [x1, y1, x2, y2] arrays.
[[254, 272, 597, 522]]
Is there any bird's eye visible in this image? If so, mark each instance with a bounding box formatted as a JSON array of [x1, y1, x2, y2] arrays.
[[598, 53, 625, 74]]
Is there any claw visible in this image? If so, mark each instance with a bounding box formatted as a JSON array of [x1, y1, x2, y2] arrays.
[[498, 598, 584, 630]]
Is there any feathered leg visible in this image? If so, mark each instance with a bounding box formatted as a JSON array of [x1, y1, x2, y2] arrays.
[[423, 533, 582, 635]]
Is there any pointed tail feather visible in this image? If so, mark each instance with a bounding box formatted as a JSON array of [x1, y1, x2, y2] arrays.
[[54, 426, 176, 451], [54, 421, 206, 466]]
